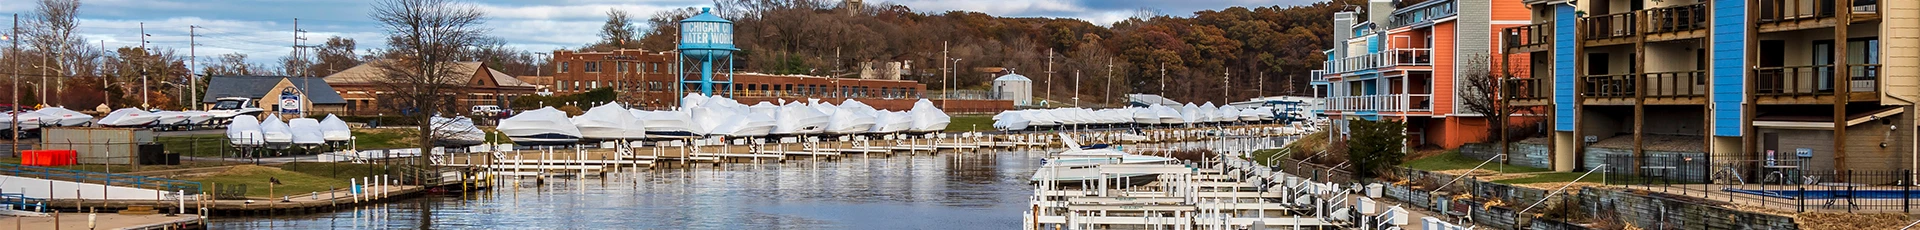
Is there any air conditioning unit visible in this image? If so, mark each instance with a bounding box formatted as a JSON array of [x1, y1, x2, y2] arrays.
[[1584, 135, 1599, 143]]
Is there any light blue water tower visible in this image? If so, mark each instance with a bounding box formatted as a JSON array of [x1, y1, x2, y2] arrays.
[[677, 7, 737, 97]]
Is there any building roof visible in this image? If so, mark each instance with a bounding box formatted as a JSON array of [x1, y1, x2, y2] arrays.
[[324, 61, 535, 88], [1128, 94, 1182, 107], [201, 75, 348, 104], [993, 73, 1031, 82]]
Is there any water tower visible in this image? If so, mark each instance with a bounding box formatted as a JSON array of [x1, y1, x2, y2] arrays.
[[677, 7, 737, 97]]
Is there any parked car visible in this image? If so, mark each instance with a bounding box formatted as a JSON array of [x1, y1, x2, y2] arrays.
[[471, 105, 504, 116]]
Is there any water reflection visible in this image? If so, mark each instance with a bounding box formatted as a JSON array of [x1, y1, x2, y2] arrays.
[[213, 137, 1288, 229]]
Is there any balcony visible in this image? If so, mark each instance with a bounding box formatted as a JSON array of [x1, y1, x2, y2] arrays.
[[1502, 78, 1551, 101], [1582, 74, 1638, 98], [1756, 0, 1879, 31], [1388, 49, 1434, 66], [1322, 49, 1434, 75], [1644, 3, 1709, 39], [1641, 70, 1707, 97], [1502, 22, 1553, 53], [1328, 94, 1434, 113], [1581, 12, 1638, 44]]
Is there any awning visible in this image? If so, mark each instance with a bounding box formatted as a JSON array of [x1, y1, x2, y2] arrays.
[[1754, 107, 1904, 130]]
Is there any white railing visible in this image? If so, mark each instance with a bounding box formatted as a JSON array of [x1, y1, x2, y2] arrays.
[[1323, 48, 1435, 74], [1326, 94, 1433, 113]]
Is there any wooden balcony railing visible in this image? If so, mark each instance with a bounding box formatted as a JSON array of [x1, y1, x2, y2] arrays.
[[1645, 3, 1709, 34], [1754, 65, 1834, 96], [1757, 0, 1836, 23], [1583, 74, 1638, 98], [1503, 22, 1553, 50], [1847, 64, 1880, 92], [1502, 78, 1551, 100], [1582, 12, 1638, 40], [1642, 70, 1707, 97]]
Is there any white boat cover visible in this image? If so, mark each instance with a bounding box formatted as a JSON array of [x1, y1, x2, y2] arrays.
[[1200, 102, 1221, 123], [320, 114, 353, 142], [1152, 105, 1183, 124], [0, 112, 50, 130], [680, 93, 708, 110], [499, 107, 583, 144], [226, 115, 264, 146], [153, 111, 191, 125], [260, 114, 293, 145], [710, 112, 775, 137], [182, 111, 215, 124], [288, 118, 325, 145], [631, 109, 699, 138], [825, 100, 877, 134], [1216, 105, 1241, 122], [749, 102, 778, 115], [574, 103, 648, 140], [690, 96, 746, 136], [1132, 107, 1161, 124], [99, 108, 159, 127], [869, 110, 911, 133], [1180, 103, 1202, 124], [431, 115, 485, 146], [1239, 108, 1262, 121], [991, 111, 1031, 130], [773, 102, 829, 135], [906, 99, 949, 132], [34, 107, 93, 126]]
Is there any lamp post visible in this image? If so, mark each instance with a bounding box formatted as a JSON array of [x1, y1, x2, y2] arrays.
[[30, 65, 62, 107]]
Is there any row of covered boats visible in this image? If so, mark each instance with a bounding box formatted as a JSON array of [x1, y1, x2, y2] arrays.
[[1, 106, 267, 134], [494, 94, 952, 146], [992, 102, 1277, 131], [225, 114, 354, 149]]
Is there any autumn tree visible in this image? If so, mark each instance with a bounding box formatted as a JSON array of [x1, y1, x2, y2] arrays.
[[596, 9, 641, 50], [370, 0, 488, 183], [308, 36, 362, 77]]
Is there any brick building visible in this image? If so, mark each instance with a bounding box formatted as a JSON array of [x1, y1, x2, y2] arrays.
[[550, 49, 1009, 112], [323, 61, 539, 115]]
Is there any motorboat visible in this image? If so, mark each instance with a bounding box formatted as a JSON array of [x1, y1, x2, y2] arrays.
[[288, 118, 326, 145], [869, 110, 912, 134], [906, 99, 950, 133], [98, 108, 159, 127], [431, 116, 485, 147], [226, 115, 264, 146], [1152, 105, 1183, 124], [153, 111, 191, 126], [710, 112, 776, 137], [1030, 134, 1177, 185], [992, 111, 1031, 131], [632, 109, 698, 139], [573, 103, 648, 140], [182, 111, 215, 125], [772, 102, 829, 135], [498, 107, 583, 145], [824, 100, 877, 135], [1238, 108, 1263, 122], [260, 114, 294, 149], [0, 111, 51, 130], [33, 107, 93, 127], [1132, 107, 1162, 125], [319, 114, 353, 142]]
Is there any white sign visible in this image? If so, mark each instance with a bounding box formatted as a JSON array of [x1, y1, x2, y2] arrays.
[[679, 22, 733, 45]]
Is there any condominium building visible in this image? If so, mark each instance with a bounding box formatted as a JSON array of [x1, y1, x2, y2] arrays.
[[1312, 0, 1538, 149], [1497, 0, 1917, 172]]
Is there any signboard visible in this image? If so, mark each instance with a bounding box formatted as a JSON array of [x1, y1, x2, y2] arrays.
[[679, 22, 733, 45], [279, 88, 302, 114]]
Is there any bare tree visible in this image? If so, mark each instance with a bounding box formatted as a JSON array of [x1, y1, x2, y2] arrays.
[[201, 53, 267, 76], [598, 9, 640, 49], [1458, 55, 1512, 144], [370, 0, 487, 183], [28, 0, 80, 104], [309, 36, 362, 77]]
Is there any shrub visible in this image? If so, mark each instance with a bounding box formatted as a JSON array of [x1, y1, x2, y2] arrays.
[[1347, 119, 1407, 179]]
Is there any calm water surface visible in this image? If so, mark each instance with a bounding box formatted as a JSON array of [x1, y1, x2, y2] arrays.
[[214, 137, 1287, 229]]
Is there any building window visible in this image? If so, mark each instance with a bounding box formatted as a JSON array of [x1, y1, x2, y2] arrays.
[[585, 62, 602, 73], [617, 63, 628, 73], [558, 62, 570, 73]]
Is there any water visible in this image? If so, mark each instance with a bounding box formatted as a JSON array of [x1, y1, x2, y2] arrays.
[[213, 137, 1289, 229]]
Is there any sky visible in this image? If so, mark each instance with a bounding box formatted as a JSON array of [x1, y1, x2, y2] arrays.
[[0, 0, 1315, 68]]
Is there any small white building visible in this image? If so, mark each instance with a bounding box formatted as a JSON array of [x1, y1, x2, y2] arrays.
[[992, 73, 1033, 106]]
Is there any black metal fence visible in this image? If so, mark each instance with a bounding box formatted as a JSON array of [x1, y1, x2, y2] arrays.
[[1603, 154, 1920, 213]]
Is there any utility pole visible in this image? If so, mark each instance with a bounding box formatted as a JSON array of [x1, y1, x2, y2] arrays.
[[1223, 70, 1230, 103], [1072, 70, 1080, 107], [1044, 49, 1054, 106], [1104, 57, 1113, 106], [294, 18, 315, 117], [140, 22, 149, 108], [190, 25, 200, 109], [13, 14, 21, 146], [1158, 62, 1166, 96], [941, 41, 947, 99]]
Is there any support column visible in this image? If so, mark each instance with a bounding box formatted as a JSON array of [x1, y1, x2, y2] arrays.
[[1633, 10, 1649, 166], [1833, 0, 1853, 174]]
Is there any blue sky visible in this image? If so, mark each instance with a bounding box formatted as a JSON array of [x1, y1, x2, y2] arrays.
[[0, 0, 1313, 67]]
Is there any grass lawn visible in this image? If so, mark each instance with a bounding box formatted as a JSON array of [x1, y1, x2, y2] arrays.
[[1402, 150, 1550, 174], [1492, 172, 1605, 184], [157, 134, 230, 157], [946, 116, 994, 132], [351, 129, 416, 150], [187, 165, 351, 198], [0, 158, 239, 173]]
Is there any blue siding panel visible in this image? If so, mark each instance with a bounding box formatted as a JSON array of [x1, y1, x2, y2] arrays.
[[1553, 5, 1577, 131], [1710, 0, 1746, 137]]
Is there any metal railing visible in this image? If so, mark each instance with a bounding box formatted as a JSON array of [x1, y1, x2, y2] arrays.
[[1755, 65, 1836, 96], [1848, 64, 1881, 92], [1390, 48, 1434, 66], [1502, 22, 1553, 50], [1646, 3, 1710, 34], [0, 163, 203, 195], [1643, 70, 1708, 97], [1328, 94, 1433, 112], [1607, 154, 1920, 213], [1756, 0, 1838, 23], [1502, 78, 1551, 100], [1324, 48, 1434, 74], [1582, 12, 1639, 40], [1581, 73, 1638, 98]]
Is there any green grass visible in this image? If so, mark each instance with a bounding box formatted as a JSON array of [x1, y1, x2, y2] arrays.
[[1250, 148, 1289, 165], [1492, 172, 1605, 184], [1402, 150, 1550, 174], [187, 165, 351, 198], [946, 116, 994, 132], [0, 157, 238, 173], [350, 129, 415, 150]]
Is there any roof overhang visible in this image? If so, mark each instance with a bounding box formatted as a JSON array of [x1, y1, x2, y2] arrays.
[[1755, 107, 1904, 130], [1523, 0, 1574, 6]]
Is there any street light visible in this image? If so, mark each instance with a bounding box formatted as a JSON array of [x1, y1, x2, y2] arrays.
[[30, 65, 63, 107]]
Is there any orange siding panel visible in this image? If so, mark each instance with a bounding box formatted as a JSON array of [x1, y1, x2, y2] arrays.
[[1432, 22, 1456, 115], [1491, 0, 1534, 21]]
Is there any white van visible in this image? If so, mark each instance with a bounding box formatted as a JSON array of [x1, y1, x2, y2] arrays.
[[471, 105, 503, 116]]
